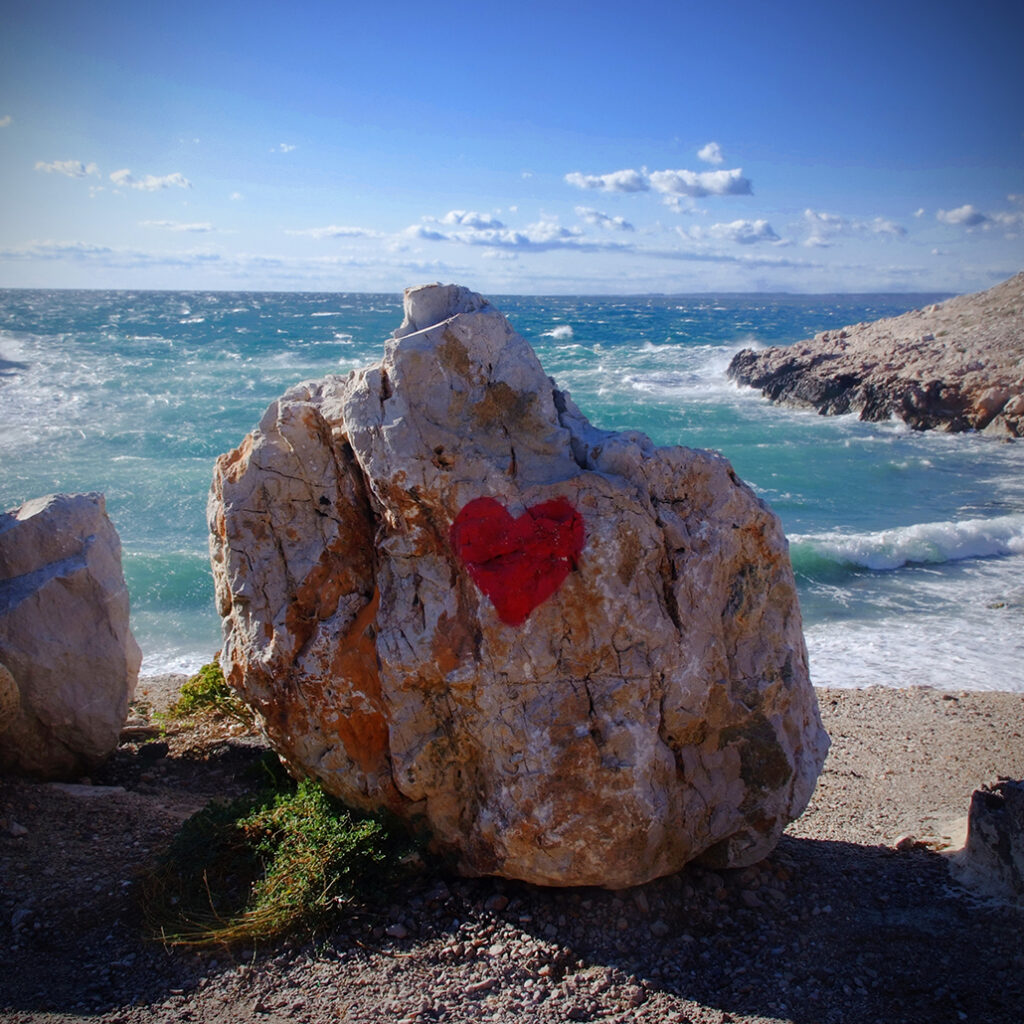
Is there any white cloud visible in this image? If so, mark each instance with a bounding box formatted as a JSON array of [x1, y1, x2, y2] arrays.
[[0, 115, 12, 128], [564, 168, 648, 193], [697, 141, 724, 165], [0, 240, 115, 260], [515, 219, 583, 245], [438, 210, 506, 229], [936, 204, 988, 228], [275, 143, 297, 153], [0, 240, 220, 268], [803, 208, 905, 246], [661, 195, 699, 214], [649, 167, 752, 198], [401, 224, 447, 242], [141, 220, 214, 233], [35, 159, 99, 178], [459, 220, 583, 249], [286, 224, 381, 239], [566, 165, 752, 199], [230, 192, 244, 201], [110, 169, 191, 191], [803, 210, 847, 248], [402, 216, 631, 254], [993, 210, 1024, 233], [867, 217, 907, 238], [575, 206, 635, 232], [695, 219, 781, 245], [648, 241, 822, 272], [914, 208, 925, 218], [0, 241, 465, 285], [936, 200, 1024, 235]]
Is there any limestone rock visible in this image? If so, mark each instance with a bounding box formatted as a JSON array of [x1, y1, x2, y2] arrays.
[[209, 283, 829, 887], [0, 493, 141, 779], [728, 272, 1024, 436], [0, 661, 18, 733], [952, 778, 1024, 903]]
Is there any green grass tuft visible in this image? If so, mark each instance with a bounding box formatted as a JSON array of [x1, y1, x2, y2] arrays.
[[142, 776, 418, 947], [164, 660, 254, 727]]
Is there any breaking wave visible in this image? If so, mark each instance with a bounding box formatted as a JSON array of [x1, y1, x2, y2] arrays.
[[790, 514, 1024, 573], [542, 324, 574, 340]]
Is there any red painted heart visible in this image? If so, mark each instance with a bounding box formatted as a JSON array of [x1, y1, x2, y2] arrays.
[[450, 497, 585, 626]]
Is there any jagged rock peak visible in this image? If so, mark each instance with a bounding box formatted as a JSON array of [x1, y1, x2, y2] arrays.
[[394, 282, 494, 339]]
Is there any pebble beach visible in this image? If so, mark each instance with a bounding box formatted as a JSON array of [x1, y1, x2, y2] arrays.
[[2, 682, 1022, 1024]]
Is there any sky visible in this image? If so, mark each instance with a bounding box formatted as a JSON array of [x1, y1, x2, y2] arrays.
[[1, 0, 1023, 295]]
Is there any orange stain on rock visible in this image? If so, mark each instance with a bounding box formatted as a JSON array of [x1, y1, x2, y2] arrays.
[[218, 434, 255, 485]]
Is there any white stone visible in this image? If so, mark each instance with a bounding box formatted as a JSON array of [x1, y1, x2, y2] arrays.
[[0, 493, 141, 778]]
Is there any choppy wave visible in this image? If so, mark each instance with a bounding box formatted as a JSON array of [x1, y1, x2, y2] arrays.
[[791, 514, 1024, 573], [542, 324, 574, 340], [6, 288, 1024, 691]]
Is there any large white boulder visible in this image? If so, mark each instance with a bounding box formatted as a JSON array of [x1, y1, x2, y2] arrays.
[[0, 493, 141, 779], [209, 284, 829, 887]]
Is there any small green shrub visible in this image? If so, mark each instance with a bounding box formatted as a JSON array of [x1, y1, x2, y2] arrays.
[[165, 660, 253, 727], [142, 777, 417, 947]]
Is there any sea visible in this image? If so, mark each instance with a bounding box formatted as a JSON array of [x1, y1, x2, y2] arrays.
[[2, 289, 1023, 692]]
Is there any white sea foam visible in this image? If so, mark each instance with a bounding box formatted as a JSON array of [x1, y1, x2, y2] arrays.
[[804, 545, 1024, 691], [0, 331, 29, 364], [542, 324, 574, 340], [806, 610, 1024, 691], [791, 514, 1024, 571]]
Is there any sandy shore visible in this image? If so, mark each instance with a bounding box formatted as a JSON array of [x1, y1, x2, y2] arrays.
[[1, 684, 1023, 1024]]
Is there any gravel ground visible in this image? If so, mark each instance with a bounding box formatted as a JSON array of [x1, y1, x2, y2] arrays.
[[1, 682, 1023, 1024]]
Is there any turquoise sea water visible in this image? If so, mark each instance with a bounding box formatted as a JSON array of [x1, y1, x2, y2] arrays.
[[2, 289, 1022, 691]]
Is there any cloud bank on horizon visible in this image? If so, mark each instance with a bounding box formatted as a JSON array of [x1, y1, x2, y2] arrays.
[[1, 0, 1022, 294]]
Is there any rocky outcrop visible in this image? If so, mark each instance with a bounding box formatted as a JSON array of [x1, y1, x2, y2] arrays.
[[728, 272, 1024, 436], [0, 493, 141, 779], [952, 778, 1024, 904], [209, 284, 829, 888]]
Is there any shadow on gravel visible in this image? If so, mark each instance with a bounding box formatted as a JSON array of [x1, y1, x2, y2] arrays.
[[3, 764, 1023, 1024], [492, 834, 1024, 1024], [0, 738, 272, 1016]]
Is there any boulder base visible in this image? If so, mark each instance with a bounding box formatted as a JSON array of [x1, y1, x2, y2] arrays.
[[209, 284, 829, 887], [0, 493, 141, 779], [953, 778, 1024, 903]]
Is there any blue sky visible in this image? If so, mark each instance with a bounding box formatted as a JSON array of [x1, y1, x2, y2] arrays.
[[1, 0, 1022, 294]]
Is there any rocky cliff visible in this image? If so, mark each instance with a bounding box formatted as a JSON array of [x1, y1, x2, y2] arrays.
[[728, 272, 1024, 436], [209, 284, 828, 888]]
